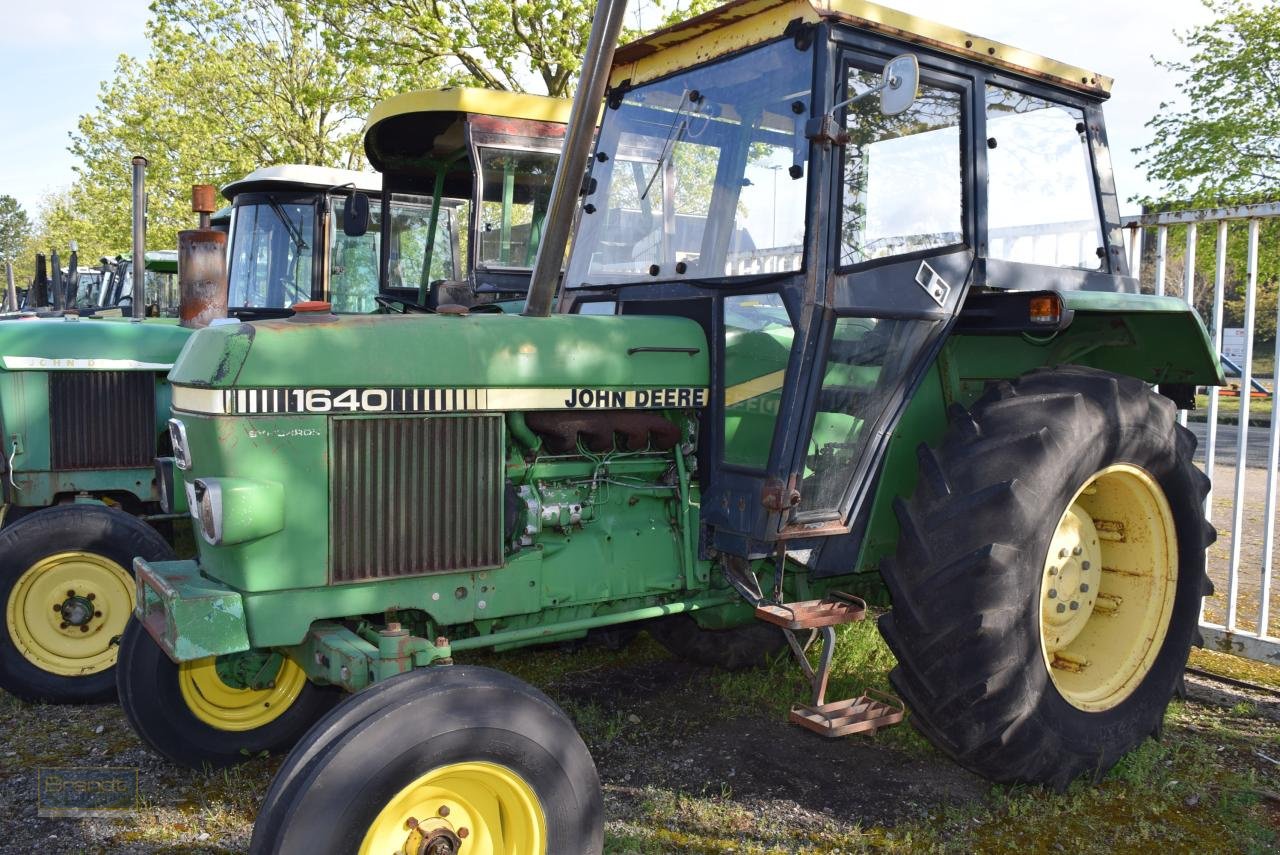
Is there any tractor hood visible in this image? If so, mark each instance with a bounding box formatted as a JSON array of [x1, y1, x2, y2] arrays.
[[0, 317, 191, 372], [169, 313, 710, 391]]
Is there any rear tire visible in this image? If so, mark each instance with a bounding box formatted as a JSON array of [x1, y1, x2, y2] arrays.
[[250, 666, 603, 855], [0, 504, 174, 702], [646, 614, 787, 670], [879, 366, 1213, 788], [116, 620, 339, 768]]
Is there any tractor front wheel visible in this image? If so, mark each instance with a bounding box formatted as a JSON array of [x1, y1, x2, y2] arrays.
[[879, 366, 1213, 788], [116, 620, 339, 768], [0, 504, 174, 703], [249, 666, 603, 855]]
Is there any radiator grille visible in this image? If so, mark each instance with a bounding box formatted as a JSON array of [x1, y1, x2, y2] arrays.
[[330, 415, 504, 583], [49, 371, 156, 470]]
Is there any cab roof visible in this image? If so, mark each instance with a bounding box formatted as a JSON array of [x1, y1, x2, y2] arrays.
[[612, 0, 1112, 97], [363, 87, 571, 176], [221, 165, 382, 201]]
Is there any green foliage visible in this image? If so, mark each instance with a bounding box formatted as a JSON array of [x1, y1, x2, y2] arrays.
[[313, 0, 721, 98], [31, 0, 434, 272], [1137, 0, 1280, 203], [1135, 1, 1280, 342], [0, 196, 32, 280]]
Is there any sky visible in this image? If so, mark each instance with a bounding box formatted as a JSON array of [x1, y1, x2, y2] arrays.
[[0, 0, 1216, 221]]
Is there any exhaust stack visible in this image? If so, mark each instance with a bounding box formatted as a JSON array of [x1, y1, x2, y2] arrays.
[[522, 0, 629, 318], [4, 262, 16, 312], [177, 184, 228, 329], [130, 156, 147, 319]]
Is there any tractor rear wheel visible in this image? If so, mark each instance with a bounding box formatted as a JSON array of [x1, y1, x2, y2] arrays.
[[646, 614, 787, 670], [879, 366, 1213, 789], [0, 504, 174, 703], [249, 666, 603, 855], [116, 620, 339, 768]]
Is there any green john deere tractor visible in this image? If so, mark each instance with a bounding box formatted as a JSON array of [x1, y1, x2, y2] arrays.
[[0, 167, 394, 703], [1, 98, 574, 706], [120, 1, 1221, 852]]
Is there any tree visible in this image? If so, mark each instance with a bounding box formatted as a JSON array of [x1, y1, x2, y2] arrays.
[[51, 0, 436, 264], [1135, 2, 1280, 346], [1137, 0, 1280, 203], [314, 0, 720, 98], [0, 196, 32, 266]]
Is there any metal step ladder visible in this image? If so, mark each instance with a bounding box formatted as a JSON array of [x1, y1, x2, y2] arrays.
[[755, 591, 905, 737]]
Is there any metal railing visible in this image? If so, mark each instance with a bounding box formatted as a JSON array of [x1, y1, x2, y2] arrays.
[[1123, 201, 1280, 665]]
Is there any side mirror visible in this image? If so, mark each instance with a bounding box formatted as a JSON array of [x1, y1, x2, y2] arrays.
[[824, 52, 922, 129], [878, 54, 919, 117], [343, 192, 370, 238]]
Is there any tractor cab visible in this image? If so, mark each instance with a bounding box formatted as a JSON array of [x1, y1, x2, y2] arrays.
[[219, 165, 406, 317], [96, 251, 181, 316], [560, 0, 1135, 558], [363, 88, 572, 309]]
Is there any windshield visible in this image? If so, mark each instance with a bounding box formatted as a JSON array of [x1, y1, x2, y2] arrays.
[[227, 199, 316, 308], [476, 148, 558, 269], [566, 38, 812, 287]]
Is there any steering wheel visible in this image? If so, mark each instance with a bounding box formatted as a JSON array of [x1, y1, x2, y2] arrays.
[[374, 294, 433, 314]]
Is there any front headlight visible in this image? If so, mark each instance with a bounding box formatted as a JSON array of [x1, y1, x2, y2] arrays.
[[189, 477, 284, 546], [191, 478, 223, 544], [168, 418, 192, 470]]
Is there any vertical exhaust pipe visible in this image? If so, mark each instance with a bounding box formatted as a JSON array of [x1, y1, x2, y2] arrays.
[[4, 262, 16, 313], [177, 184, 228, 329], [131, 155, 148, 319], [50, 250, 63, 311], [523, 0, 629, 318]]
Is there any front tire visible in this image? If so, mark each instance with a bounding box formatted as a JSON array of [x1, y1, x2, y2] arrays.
[[116, 620, 339, 768], [0, 504, 174, 702], [250, 666, 603, 855], [879, 366, 1213, 788]]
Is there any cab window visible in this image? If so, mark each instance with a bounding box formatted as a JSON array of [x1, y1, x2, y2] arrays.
[[985, 86, 1103, 270], [839, 69, 964, 266]]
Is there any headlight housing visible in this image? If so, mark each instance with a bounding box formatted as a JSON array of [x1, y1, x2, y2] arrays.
[[189, 477, 284, 546], [168, 418, 192, 470]]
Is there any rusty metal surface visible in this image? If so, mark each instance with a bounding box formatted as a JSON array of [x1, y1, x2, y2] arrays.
[[329, 414, 504, 584], [177, 228, 228, 329], [789, 688, 905, 737], [755, 591, 867, 629], [191, 184, 217, 215], [525, 410, 680, 454], [49, 371, 155, 470]]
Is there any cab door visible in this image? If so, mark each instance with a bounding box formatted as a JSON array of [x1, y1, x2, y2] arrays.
[[707, 48, 975, 554]]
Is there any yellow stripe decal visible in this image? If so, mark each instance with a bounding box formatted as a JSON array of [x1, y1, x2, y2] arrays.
[[724, 370, 787, 406]]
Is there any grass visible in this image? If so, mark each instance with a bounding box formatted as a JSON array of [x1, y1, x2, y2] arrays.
[[3, 624, 1277, 853]]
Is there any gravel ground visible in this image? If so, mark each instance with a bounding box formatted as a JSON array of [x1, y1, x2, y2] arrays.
[[2, 633, 1277, 854]]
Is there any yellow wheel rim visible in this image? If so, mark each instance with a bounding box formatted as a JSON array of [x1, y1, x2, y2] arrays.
[[359, 761, 547, 855], [178, 655, 307, 731], [5, 551, 134, 676], [1039, 463, 1178, 711]]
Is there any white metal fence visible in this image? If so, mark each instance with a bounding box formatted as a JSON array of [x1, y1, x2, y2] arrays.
[[1123, 202, 1280, 665]]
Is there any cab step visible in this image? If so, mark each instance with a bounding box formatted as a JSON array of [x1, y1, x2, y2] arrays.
[[754, 592, 904, 738], [790, 689, 905, 737], [754, 591, 867, 629]]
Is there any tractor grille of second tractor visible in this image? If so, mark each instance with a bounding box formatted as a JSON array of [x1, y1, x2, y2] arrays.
[[49, 370, 156, 470], [329, 414, 505, 583]]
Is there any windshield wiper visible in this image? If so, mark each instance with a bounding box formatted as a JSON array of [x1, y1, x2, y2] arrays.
[[639, 90, 699, 202], [266, 195, 308, 251]]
